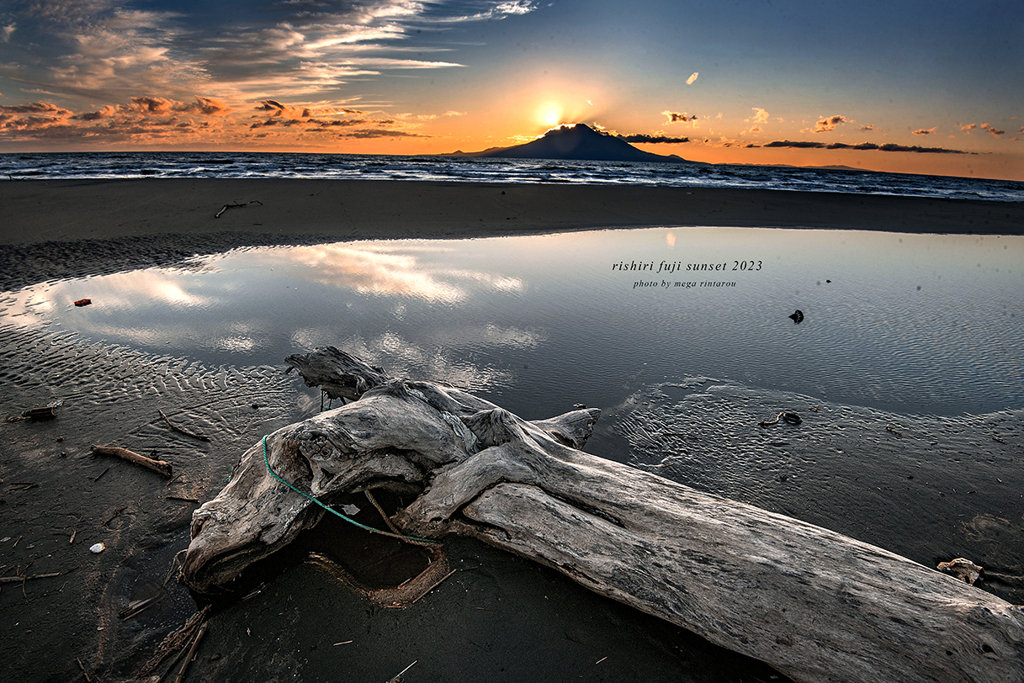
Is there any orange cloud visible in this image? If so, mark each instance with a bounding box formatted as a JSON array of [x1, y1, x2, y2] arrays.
[[814, 115, 849, 133], [912, 127, 936, 135], [662, 110, 697, 124]]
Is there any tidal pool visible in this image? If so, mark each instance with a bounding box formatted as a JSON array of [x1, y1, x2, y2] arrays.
[[3, 226, 1022, 418]]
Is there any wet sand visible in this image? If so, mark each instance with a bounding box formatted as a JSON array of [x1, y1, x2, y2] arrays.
[[3, 179, 1023, 292], [2, 179, 1022, 682]]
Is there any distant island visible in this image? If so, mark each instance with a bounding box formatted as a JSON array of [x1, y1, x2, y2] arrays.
[[446, 123, 690, 164]]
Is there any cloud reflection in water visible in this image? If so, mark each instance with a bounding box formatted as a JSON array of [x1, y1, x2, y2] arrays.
[[274, 243, 524, 303]]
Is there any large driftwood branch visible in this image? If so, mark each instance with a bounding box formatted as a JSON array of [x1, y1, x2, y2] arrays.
[[183, 348, 1023, 683]]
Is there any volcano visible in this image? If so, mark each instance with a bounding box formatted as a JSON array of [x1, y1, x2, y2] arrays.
[[449, 124, 688, 163]]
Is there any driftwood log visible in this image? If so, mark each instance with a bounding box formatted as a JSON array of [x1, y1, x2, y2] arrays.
[[92, 445, 173, 478], [182, 348, 1024, 683]]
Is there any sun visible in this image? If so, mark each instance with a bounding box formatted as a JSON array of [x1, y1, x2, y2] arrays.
[[535, 102, 563, 128]]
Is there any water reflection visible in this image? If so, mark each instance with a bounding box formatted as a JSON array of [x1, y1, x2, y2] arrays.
[[1, 228, 1021, 417], [277, 243, 523, 303]]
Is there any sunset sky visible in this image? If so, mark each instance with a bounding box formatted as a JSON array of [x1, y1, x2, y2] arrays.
[[1, 1, 1021, 180]]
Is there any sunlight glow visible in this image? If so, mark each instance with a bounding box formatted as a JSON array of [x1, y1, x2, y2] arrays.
[[535, 102, 563, 128]]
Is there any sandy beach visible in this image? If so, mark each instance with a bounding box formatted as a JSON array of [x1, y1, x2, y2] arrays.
[[2, 179, 1022, 682], [3, 179, 1023, 291]]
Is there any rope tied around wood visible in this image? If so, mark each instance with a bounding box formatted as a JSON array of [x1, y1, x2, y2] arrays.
[[260, 435, 438, 547]]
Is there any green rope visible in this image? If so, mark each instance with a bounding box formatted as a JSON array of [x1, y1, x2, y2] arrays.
[[261, 435, 437, 546]]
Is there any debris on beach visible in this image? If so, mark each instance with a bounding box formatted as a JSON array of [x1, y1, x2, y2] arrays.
[[386, 660, 417, 683], [758, 411, 802, 427], [90, 543, 105, 554], [91, 445, 173, 478], [21, 406, 58, 421], [12, 399, 63, 422], [159, 409, 210, 441], [937, 557, 984, 585], [214, 199, 263, 218], [788, 309, 804, 323], [74, 298, 92, 307]]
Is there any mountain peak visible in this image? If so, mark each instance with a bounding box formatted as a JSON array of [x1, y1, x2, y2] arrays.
[[449, 123, 688, 163]]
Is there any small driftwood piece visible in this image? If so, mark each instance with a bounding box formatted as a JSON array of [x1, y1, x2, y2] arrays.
[[214, 199, 262, 218], [182, 348, 1024, 683], [0, 571, 61, 584], [91, 446, 172, 478], [159, 409, 210, 441], [133, 605, 211, 679]]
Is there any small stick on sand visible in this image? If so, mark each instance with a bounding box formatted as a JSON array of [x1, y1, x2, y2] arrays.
[[386, 660, 417, 683], [214, 199, 262, 218], [76, 657, 92, 682], [159, 409, 210, 442], [91, 446, 173, 478], [0, 571, 61, 584], [173, 619, 208, 683], [103, 506, 128, 526]]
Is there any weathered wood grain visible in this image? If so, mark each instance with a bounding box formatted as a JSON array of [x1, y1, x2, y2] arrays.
[[182, 348, 1023, 683]]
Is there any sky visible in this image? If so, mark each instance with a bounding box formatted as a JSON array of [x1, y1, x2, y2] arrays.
[[1, 0, 1022, 180]]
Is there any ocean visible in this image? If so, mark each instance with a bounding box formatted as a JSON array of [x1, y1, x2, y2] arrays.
[[3, 150, 1024, 202]]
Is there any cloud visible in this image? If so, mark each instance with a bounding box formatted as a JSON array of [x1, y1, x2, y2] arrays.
[[256, 100, 287, 114], [0, 95, 233, 142], [814, 115, 849, 133], [858, 125, 875, 132], [980, 123, 1005, 136], [763, 140, 972, 154], [0, 0, 529, 113], [960, 123, 977, 132], [686, 72, 698, 85], [912, 127, 936, 135], [662, 110, 697, 123], [619, 133, 691, 144], [340, 128, 427, 139], [751, 107, 769, 123], [0, 102, 71, 115]]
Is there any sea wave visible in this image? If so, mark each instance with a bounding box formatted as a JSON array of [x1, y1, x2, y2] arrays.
[[3, 151, 1023, 202]]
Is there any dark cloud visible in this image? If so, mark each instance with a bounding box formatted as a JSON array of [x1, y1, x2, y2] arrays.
[[764, 140, 972, 154], [340, 129, 427, 139], [814, 115, 849, 133], [981, 123, 1005, 136], [763, 140, 826, 149], [256, 100, 287, 114], [662, 110, 697, 123], [73, 110, 107, 121], [619, 133, 691, 144], [190, 96, 231, 115], [0, 102, 70, 115], [128, 96, 232, 116]]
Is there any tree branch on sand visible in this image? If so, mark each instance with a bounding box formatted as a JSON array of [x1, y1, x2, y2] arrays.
[[181, 347, 1024, 683]]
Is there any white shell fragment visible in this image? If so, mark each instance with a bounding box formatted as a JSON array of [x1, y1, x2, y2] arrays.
[[936, 557, 983, 585], [89, 542, 105, 554]]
